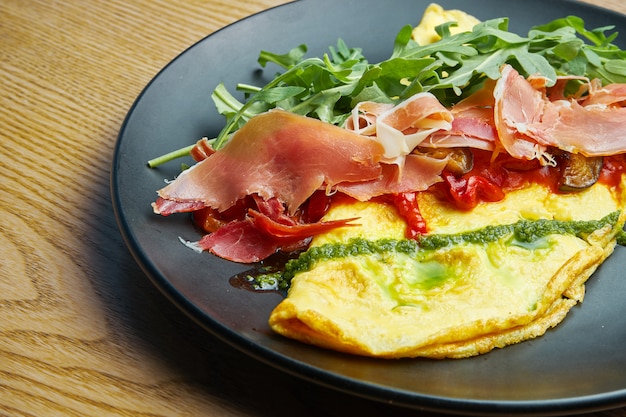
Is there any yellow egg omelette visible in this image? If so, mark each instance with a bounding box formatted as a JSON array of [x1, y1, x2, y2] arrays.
[[269, 181, 626, 358]]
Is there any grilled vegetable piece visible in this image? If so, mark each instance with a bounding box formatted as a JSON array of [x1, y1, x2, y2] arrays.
[[559, 152, 603, 191]]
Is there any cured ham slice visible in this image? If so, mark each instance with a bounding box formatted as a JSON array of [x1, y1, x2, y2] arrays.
[[424, 107, 497, 151], [155, 109, 385, 215], [493, 64, 549, 162], [494, 64, 626, 159], [535, 100, 626, 156], [375, 92, 453, 163], [335, 153, 448, 200], [345, 88, 497, 154], [197, 208, 358, 263], [197, 219, 278, 263], [580, 80, 626, 107], [153, 197, 205, 215], [344, 101, 394, 136]]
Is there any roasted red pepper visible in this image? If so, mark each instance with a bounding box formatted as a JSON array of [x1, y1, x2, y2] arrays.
[[442, 171, 505, 210], [599, 155, 626, 188], [389, 192, 428, 239], [301, 190, 333, 223]]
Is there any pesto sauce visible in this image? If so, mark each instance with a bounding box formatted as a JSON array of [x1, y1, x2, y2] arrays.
[[252, 211, 621, 291]]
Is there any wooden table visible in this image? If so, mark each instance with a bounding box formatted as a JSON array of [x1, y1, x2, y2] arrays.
[[3, 0, 626, 415]]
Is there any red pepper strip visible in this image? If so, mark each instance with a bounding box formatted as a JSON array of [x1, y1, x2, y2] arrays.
[[389, 192, 428, 239], [301, 190, 333, 223], [248, 209, 358, 239], [442, 171, 505, 210]]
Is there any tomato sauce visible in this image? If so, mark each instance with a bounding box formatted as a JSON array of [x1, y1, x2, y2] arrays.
[[434, 150, 626, 211]]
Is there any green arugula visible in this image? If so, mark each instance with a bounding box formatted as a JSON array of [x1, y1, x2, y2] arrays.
[[147, 15, 626, 167]]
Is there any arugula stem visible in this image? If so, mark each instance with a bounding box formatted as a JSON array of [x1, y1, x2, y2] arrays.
[[212, 85, 245, 113], [147, 144, 195, 168], [237, 83, 262, 93]]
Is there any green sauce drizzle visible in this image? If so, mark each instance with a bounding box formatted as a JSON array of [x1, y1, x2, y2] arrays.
[[252, 211, 622, 291]]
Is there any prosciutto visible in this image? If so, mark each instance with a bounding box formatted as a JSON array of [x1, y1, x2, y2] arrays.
[[344, 101, 394, 136], [424, 106, 497, 151], [154, 109, 385, 216], [493, 64, 549, 162], [581, 82, 626, 106], [154, 109, 455, 262], [373, 92, 453, 164], [537, 100, 626, 156], [335, 154, 447, 201], [494, 64, 626, 161], [197, 207, 358, 263], [345, 90, 498, 157]]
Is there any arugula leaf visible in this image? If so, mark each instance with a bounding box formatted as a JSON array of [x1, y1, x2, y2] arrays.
[[149, 14, 626, 166], [258, 44, 308, 68], [213, 16, 626, 148]]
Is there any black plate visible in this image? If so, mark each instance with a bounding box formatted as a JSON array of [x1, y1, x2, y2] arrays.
[[111, 0, 626, 415]]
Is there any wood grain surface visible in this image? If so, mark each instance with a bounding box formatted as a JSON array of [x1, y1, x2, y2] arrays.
[[2, 0, 626, 416]]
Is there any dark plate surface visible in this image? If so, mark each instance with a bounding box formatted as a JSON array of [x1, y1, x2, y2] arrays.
[[111, 0, 626, 415]]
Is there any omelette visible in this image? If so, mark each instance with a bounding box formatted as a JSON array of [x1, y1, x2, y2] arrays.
[[266, 5, 626, 359], [268, 181, 626, 358], [412, 3, 480, 45]]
